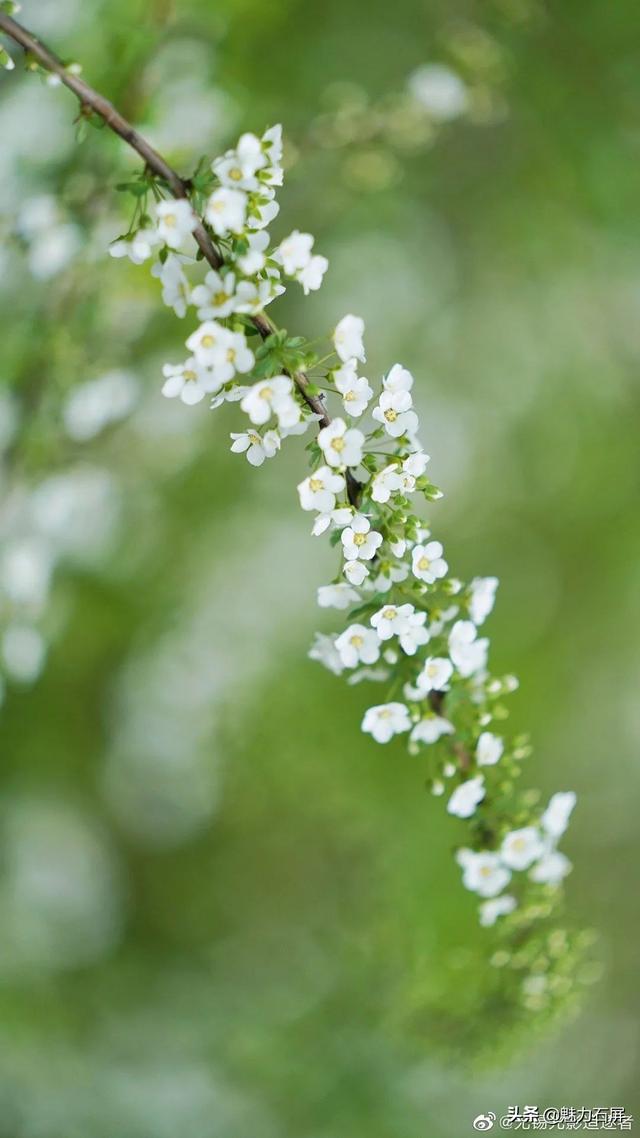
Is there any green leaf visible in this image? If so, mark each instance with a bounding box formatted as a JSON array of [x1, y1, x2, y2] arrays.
[[115, 181, 147, 198], [347, 594, 388, 620]]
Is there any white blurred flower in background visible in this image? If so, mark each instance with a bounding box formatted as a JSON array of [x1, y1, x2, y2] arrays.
[[0, 796, 124, 973], [29, 466, 120, 561], [16, 194, 81, 279], [63, 370, 139, 441], [407, 64, 469, 122], [1, 623, 46, 683], [103, 517, 325, 846]]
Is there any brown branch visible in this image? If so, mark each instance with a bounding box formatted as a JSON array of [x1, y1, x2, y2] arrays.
[[428, 690, 472, 772], [0, 12, 363, 501]]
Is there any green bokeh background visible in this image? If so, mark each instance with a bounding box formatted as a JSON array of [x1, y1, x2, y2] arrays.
[[1, 0, 639, 1134]]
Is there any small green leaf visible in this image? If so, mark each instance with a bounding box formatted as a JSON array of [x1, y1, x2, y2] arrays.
[[0, 45, 14, 71]]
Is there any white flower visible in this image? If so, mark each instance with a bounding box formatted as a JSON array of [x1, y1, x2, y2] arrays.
[[396, 450, 430, 494], [208, 329, 256, 383], [311, 506, 352, 537], [191, 270, 239, 319], [241, 376, 300, 429], [317, 417, 365, 468], [276, 230, 314, 274], [263, 123, 283, 166], [541, 791, 576, 839], [410, 715, 455, 745], [161, 359, 220, 404], [468, 576, 499, 625], [317, 583, 360, 610], [456, 848, 510, 897], [447, 776, 486, 819], [235, 130, 268, 169], [529, 851, 572, 885], [298, 254, 329, 294], [206, 187, 247, 236], [411, 541, 448, 584], [479, 894, 517, 927], [235, 230, 270, 275], [213, 155, 260, 194], [212, 133, 267, 190], [402, 451, 430, 479], [155, 199, 197, 249], [383, 363, 413, 393], [373, 562, 409, 593], [397, 610, 430, 655], [348, 667, 390, 687], [370, 603, 409, 641], [233, 278, 285, 314], [193, 275, 273, 317], [109, 228, 159, 264], [247, 192, 280, 231], [372, 389, 419, 438], [416, 656, 453, 693], [449, 620, 489, 678], [151, 253, 191, 317], [341, 515, 382, 562], [332, 360, 373, 418], [185, 321, 227, 366], [408, 63, 469, 122], [370, 463, 403, 504], [281, 413, 321, 439], [334, 315, 366, 363], [370, 603, 429, 655], [344, 559, 369, 586], [362, 702, 411, 744], [297, 466, 345, 513], [210, 385, 250, 410], [501, 827, 546, 871], [309, 632, 343, 676], [230, 428, 280, 467], [476, 732, 504, 767], [336, 624, 381, 669]]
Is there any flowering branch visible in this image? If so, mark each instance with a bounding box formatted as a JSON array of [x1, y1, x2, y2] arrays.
[[1, 7, 592, 1024], [0, 8, 341, 448]]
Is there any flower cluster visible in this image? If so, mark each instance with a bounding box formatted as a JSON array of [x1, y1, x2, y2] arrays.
[[101, 121, 583, 1012], [300, 321, 578, 945], [108, 124, 334, 467]]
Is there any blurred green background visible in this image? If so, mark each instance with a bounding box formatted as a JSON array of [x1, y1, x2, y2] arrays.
[[1, 0, 639, 1134]]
